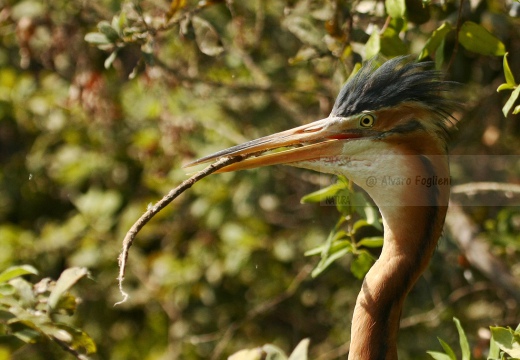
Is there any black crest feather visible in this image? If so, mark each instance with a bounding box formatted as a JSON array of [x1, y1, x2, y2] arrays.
[[330, 56, 454, 119]]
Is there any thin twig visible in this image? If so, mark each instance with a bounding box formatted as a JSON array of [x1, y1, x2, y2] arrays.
[[116, 155, 248, 305]]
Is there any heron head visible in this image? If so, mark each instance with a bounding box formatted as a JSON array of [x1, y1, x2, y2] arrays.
[[184, 56, 456, 187]]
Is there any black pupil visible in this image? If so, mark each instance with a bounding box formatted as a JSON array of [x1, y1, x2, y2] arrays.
[[363, 116, 371, 125]]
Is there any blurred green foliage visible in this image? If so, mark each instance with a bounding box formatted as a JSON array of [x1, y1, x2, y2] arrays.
[[0, 0, 520, 359]]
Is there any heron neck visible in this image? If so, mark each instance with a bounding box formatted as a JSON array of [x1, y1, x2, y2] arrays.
[[348, 153, 449, 360]]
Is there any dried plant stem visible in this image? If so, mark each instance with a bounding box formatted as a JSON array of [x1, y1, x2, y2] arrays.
[[116, 155, 247, 305]]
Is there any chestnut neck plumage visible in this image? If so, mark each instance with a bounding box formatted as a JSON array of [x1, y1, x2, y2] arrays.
[[346, 136, 450, 360]]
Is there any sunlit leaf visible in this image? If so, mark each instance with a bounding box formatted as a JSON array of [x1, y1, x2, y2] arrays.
[[488, 330, 501, 360], [453, 317, 470, 360], [385, 0, 406, 19], [503, 53, 517, 86], [192, 16, 224, 56], [262, 344, 288, 360], [458, 21, 506, 56], [289, 46, 319, 65], [426, 351, 453, 360], [111, 14, 125, 35], [48, 268, 89, 311], [51, 293, 78, 316], [308, 228, 353, 277], [365, 29, 381, 59], [437, 337, 457, 360], [288, 338, 309, 360], [304, 238, 351, 256], [53, 324, 97, 355], [0, 265, 38, 284], [0, 284, 15, 297], [168, 0, 186, 18], [352, 219, 370, 233], [419, 22, 452, 60], [380, 28, 408, 57], [497, 83, 515, 91], [357, 237, 384, 248], [84, 32, 110, 45], [9, 278, 35, 306], [502, 86, 520, 117], [104, 50, 118, 69], [491, 326, 520, 357], [300, 183, 344, 204], [228, 348, 262, 360]]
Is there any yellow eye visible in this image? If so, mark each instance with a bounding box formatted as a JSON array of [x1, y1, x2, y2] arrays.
[[359, 113, 375, 128]]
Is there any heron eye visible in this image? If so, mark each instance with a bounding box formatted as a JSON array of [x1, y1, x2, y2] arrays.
[[359, 113, 375, 128]]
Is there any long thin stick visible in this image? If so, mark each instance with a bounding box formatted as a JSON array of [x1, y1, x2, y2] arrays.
[[116, 155, 247, 305]]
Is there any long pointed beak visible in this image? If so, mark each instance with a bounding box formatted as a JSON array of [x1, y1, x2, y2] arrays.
[[183, 117, 365, 173]]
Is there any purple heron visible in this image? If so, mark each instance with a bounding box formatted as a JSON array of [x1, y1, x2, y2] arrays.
[[186, 56, 455, 360]]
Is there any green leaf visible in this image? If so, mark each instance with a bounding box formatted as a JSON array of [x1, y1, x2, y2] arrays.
[[52, 293, 78, 316], [502, 86, 520, 117], [300, 183, 344, 204], [104, 50, 118, 69], [0, 265, 38, 284], [111, 13, 126, 35], [12, 327, 41, 344], [9, 278, 35, 306], [385, 0, 406, 18], [365, 28, 381, 59], [458, 21, 506, 56], [304, 239, 351, 256], [491, 326, 520, 357], [288, 338, 309, 360], [357, 237, 384, 248], [419, 22, 452, 60], [333, 188, 352, 214], [192, 16, 224, 57], [48, 267, 89, 311], [0, 284, 15, 296], [307, 229, 353, 277], [380, 28, 408, 57], [262, 344, 288, 360], [97, 21, 120, 42], [453, 317, 471, 360], [503, 53, 517, 86], [282, 14, 325, 50], [228, 348, 262, 360], [9, 320, 42, 344], [84, 32, 111, 45], [497, 83, 515, 92], [53, 324, 97, 355], [427, 351, 453, 360], [312, 247, 351, 277], [437, 337, 457, 360], [513, 104, 520, 114], [434, 38, 446, 70], [488, 330, 501, 360], [350, 251, 374, 279]]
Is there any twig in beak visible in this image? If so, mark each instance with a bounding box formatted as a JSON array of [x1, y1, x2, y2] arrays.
[[116, 154, 249, 305]]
